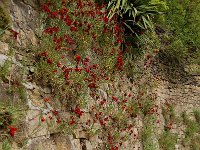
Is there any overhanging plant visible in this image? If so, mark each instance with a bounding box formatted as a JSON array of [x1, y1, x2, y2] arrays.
[[107, 0, 166, 33]]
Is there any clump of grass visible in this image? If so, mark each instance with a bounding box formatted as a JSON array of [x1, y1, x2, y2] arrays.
[[0, 5, 10, 29], [193, 110, 200, 125], [158, 131, 178, 150], [190, 135, 200, 150], [0, 60, 11, 79], [181, 111, 200, 149], [2, 138, 11, 150], [162, 104, 177, 126], [142, 116, 158, 150]]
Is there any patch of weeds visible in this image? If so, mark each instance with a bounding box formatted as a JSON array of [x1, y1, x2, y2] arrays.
[[156, 49, 188, 83], [6, 85, 27, 103], [142, 125, 156, 150], [185, 120, 199, 138], [181, 111, 200, 149], [0, 111, 12, 130], [0, 5, 10, 29], [0, 103, 25, 128], [193, 109, 200, 125], [17, 86, 27, 102], [182, 111, 199, 137], [2, 138, 11, 150], [190, 135, 200, 150], [142, 115, 158, 150], [162, 104, 177, 125], [158, 131, 178, 150], [0, 60, 11, 79]]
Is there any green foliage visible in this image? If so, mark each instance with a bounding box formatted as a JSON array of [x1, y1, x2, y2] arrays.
[[0, 60, 11, 79], [2, 139, 11, 150], [158, 131, 178, 150], [162, 105, 176, 124], [0, 5, 10, 30], [142, 125, 156, 150], [107, 0, 165, 30], [190, 135, 200, 150], [142, 116, 158, 150], [194, 109, 200, 125], [158, 0, 200, 75], [181, 111, 200, 149]]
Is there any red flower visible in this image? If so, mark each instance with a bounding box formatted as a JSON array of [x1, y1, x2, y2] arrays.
[[44, 27, 60, 35], [75, 67, 82, 72], [75, 55, 81, 62], [50, 11, 58, 18], [65, 35, 75, 45], [43, 97, 50, 102], [100, 100, 105, 106], [116, 51, 123, 70], [99, 118, 105, 126], [9, 126, 17, 137], [41, 51, 48, 57], [102, 16, 109, 23], [53, 36, 63, 44], [47, 58, 52, 64], [74, 107, 84, 117], [10, 29, 19, 40], [52, 110, 59, 116], [69, 119, 76, 125], [56, 118, 61, 124], [111, 96, 118, 102], [41, 117, 46, 122], [57, 62, 62, 67], [70, 26, 77, 32], [61, 0, 66, 5], [122, 99, 127, 103], [41, 4, 51, 13], [111, 146, 118, 150], [88, 82, 97, 88], [65, 15, 72, 26]]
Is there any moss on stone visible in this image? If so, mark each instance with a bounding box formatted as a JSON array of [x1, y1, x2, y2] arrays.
[[0, 5, 10, 29]]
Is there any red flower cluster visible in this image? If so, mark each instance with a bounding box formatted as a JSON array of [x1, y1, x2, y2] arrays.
[[116, 51, 123, 71], [74, 106, 84, 117], [112, 96, 118, 102], [69, 116, 76, 125], [44, 27, 60, 35]]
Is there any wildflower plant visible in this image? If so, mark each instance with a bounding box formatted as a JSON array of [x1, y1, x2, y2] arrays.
[[33, 0, 159, 149]]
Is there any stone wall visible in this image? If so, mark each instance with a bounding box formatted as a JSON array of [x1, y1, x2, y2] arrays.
[[0, 1, 200, 150]]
